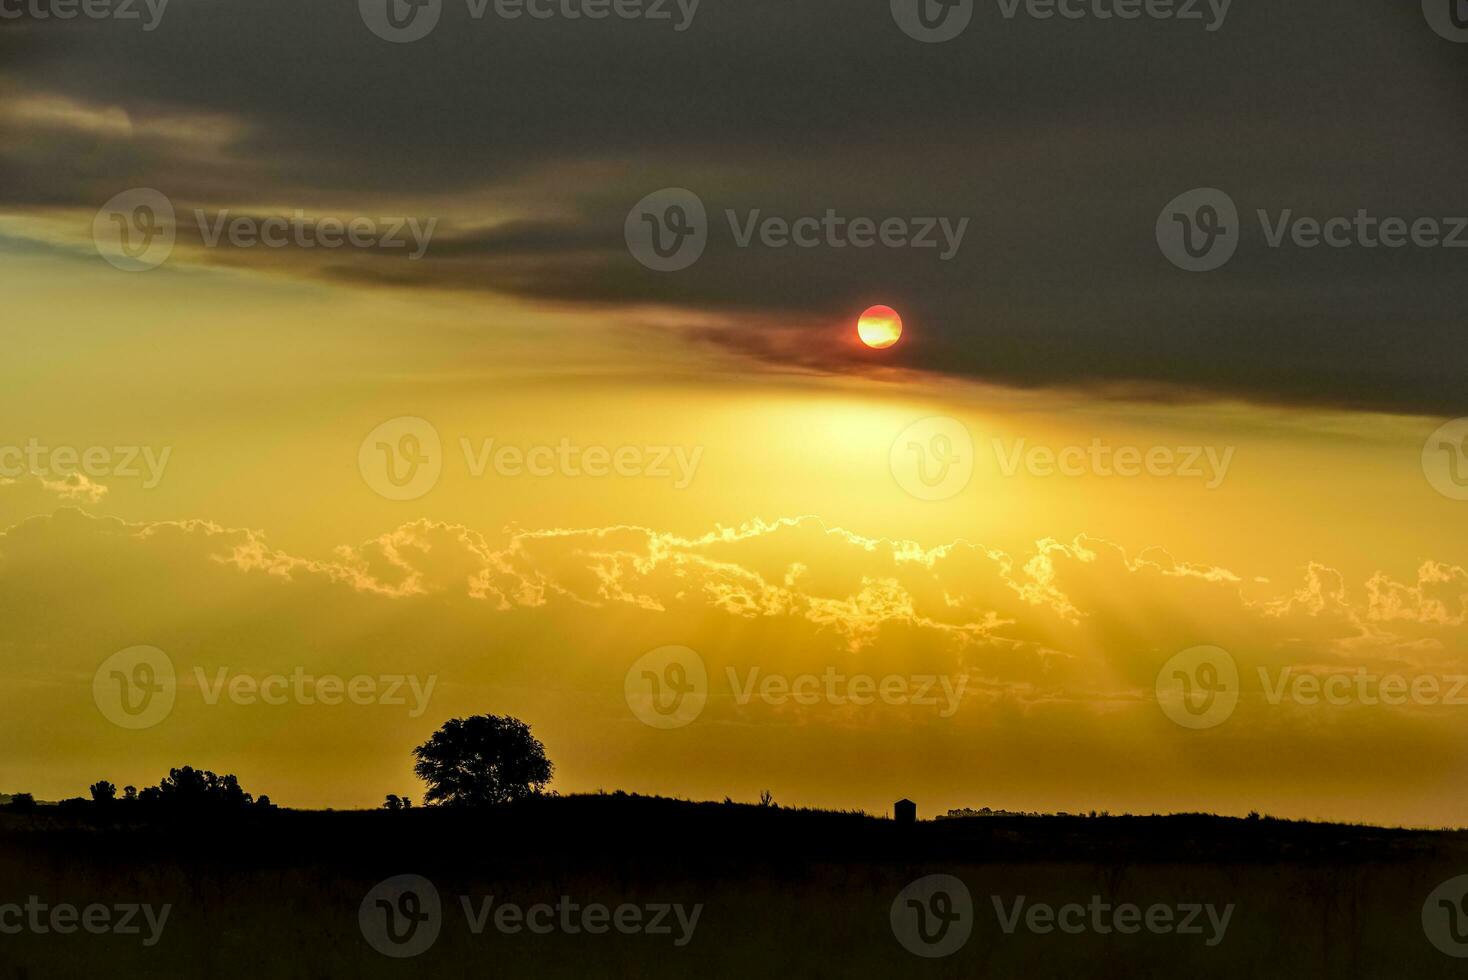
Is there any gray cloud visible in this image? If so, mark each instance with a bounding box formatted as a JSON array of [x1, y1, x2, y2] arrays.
[[4, 0, 1467, 413]]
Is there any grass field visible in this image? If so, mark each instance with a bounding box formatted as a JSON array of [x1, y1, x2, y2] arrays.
[[3, 795, 1467, 977]]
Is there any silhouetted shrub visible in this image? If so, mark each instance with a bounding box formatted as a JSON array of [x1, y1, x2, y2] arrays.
[[134, 767, 276, 811]]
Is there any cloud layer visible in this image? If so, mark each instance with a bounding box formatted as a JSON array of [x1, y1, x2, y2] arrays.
[[5, 0, 1468, 412]]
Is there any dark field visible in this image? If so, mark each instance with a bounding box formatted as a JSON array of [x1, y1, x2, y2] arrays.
[[3, 796, 1467, 977]]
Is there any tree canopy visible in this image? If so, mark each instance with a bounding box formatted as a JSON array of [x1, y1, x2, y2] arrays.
[[413, 715, 553, 807]]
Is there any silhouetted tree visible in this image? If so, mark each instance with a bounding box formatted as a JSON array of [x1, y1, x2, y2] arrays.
[[413, 715, 553, 807], [383, 794, 414, 810], [90, 780, 117, 803], [7, 793, 36, 812], [137, 767, 275, 810], [122, 785, 138, 802]]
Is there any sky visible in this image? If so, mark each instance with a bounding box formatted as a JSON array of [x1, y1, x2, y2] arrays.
[[1, 0, 1467, 825]]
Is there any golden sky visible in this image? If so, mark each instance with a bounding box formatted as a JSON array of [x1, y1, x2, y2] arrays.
[[4, 0, 1468, 825], [2, 242, 1465, 826]]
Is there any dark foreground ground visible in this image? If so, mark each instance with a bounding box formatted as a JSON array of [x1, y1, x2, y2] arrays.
[[3, 794, 1468, 977]]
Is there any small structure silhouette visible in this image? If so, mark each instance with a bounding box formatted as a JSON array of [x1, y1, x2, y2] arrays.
[[894, 798, 916, 824]]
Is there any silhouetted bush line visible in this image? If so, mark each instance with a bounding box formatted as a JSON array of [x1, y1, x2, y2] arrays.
[[5, 713, 1465, 867], [3, 767, 275, 817]]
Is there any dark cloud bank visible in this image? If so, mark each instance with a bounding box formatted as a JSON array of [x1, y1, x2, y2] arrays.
[[4, 0, 1467, 414]]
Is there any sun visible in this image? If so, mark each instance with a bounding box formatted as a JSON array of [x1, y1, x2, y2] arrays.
[[857, 305, 903, 350]]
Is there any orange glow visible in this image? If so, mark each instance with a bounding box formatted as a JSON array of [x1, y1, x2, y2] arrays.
[[857, 305, 903, 349]]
